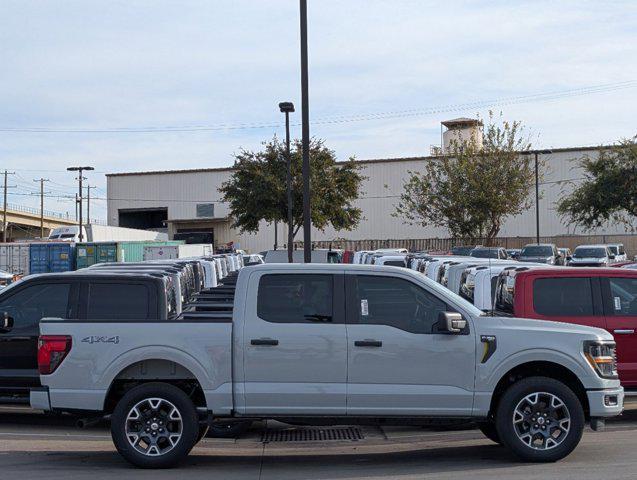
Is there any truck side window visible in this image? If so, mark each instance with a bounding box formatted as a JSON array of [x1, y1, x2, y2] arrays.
[[608, 277, 637, 316], [533, 278, 594, 316], [257, 274, 333, 323], [87, 283, 150, 320], [0, 283, 70, 332], [353, 275, 448, 334]]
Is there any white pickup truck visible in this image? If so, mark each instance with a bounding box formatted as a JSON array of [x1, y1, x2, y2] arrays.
[[31, 264, 623, 468]]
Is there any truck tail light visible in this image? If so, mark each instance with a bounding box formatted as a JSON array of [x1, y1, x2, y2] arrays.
[[584, 340, 618, 379], [38, 335, 72, 375]]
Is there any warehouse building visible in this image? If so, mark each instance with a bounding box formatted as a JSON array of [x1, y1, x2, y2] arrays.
[[106, 120, 624, 253]]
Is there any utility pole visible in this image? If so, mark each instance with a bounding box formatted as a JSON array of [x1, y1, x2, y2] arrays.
[[529, 150, 552, 244], [299, 0, 311, 262], [67, 166, 94, 242], [33, 178, 50, 239], [2, 170, 16, 242], [86, 185, 96, 225]]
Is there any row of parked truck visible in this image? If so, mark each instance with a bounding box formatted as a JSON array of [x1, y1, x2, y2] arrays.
[[352, 246, 637, 392]]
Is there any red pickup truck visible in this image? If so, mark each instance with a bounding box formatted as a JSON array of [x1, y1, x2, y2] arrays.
[[495, 266, 637, 389]]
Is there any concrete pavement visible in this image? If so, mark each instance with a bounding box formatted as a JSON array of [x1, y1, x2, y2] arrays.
[[0, 404, 636, 479]]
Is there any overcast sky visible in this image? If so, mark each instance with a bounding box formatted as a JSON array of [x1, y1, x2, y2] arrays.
[[1, 0, 636, 220]]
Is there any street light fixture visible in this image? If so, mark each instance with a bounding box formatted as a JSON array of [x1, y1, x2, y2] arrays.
[[67, 166, 95, 242], [279, 101, 295, 263]]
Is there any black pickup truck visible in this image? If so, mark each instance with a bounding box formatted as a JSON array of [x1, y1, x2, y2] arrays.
[[0, 272, 175, 404]]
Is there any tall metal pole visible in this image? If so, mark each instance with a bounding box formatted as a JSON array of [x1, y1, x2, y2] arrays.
[[34, 178, 49, 238], [2, 171, 8, 243], [273, 220, 278, 250], [535, 152, 540, 244], [2, 170, 15, 243], [299, 0, 311, 262], [68, 166, 94, 242], [285, 111, 294, 263], [78, 173, 84, 241]]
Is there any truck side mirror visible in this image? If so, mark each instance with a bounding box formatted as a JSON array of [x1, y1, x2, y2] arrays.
[[438, 311, 467, 334], [0, 312, 14, 333], [609, 254, 616, 260]]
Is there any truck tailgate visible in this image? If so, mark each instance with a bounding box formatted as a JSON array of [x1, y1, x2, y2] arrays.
[[38, 319, 233, 414]]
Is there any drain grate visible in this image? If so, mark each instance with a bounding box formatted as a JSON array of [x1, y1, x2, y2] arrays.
[[262, 426, 364, 443]]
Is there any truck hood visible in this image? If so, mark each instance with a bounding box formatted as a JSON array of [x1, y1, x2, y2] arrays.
[[477, 315, 612, 341], [517, 256, 550, 263], [570, 257, 605, 263]]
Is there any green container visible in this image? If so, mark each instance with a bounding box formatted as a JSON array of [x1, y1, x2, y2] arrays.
[[76, 240, 184, 268], [117, 240, 183, 263], [76, 242, 117, 269]]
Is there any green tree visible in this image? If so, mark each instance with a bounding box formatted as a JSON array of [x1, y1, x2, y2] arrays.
[[557, 139, 637, 231], [393, 113, 535, 244], [220, 137, 365, 243]]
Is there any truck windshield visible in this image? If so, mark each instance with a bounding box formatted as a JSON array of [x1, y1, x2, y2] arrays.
[[573, 247, 606, 258], [471, 248, 499, 258], [520, 246, 552, 256]]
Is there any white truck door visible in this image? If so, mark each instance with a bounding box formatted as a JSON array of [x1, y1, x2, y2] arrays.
[[345, 272, 476, 416], [240, 271, 347, 415]]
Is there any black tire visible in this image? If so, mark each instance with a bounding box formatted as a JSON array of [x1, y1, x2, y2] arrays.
[[206, 420, 252, 438], [477, 421, 501, 445], [111, 382, 199, 468], [495, 376, 585, 463]]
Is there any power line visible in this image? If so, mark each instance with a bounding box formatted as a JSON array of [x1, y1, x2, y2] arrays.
[[0, 81, 634, 134]]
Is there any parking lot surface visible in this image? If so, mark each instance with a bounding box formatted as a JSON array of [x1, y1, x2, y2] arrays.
[[0, 403, 636, 479]]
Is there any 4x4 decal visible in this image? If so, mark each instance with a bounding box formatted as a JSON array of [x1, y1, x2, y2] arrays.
[[81, 335, 120, 345]]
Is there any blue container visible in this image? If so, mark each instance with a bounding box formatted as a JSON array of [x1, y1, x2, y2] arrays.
[[29, 243, 76, 274]]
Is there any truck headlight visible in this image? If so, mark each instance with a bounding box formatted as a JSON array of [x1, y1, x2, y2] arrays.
[[584, 341, 618, 379]]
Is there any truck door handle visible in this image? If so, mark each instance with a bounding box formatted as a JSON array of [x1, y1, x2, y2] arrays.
[[613, 329, 635, 335], [354, 340, 382, 347], [250, 338, 279, 346]]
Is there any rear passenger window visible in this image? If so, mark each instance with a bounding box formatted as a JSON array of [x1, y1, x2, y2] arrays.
[[87, 283, 150, 320], [353, 275, 450, 334], [608, 277, 637, 316], [533, 278, 594, 316], [257, 274, 333, 323]]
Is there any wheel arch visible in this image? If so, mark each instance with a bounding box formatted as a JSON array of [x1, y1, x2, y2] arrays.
[[102, 356, 209, 414], [488, 361, 590, 420]]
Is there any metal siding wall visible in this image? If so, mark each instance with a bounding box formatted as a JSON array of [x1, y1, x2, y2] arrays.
[[106, 148, 625, 253]]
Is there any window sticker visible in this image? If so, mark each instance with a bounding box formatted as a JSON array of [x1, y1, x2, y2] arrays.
[[614, 296, 622, 311], [361, 299, 369, 316]]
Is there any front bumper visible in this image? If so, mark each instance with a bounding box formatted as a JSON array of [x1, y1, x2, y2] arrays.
[[587, 387, 624, 418], [30, 387, 51, 411]]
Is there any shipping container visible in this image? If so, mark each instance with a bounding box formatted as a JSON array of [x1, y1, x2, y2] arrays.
[[76, 240, 185, 268], [29, 242, 76, 274], [143, 244, 213, 260], [0, 243, 31, 275]]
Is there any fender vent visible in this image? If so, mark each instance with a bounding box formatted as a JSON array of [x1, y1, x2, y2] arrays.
[[262, 426, 363, 443]]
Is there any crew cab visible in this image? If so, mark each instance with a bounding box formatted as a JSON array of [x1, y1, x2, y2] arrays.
[[0, 272, 175, 404], [494, 266, 637, 390], [33, 264, 622, 467]]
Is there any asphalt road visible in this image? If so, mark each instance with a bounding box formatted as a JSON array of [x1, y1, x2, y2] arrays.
[[1, 404, 636, 480]]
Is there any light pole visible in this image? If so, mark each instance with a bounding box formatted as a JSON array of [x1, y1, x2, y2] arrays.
[[67, 166, 94, 242], [299, 0, 311, 262], [279, 101, 295, 263]]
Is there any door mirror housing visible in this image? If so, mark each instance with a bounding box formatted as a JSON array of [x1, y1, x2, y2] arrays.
[[609, 254, 616, 260], [438, 311, 467, 334], [0, 311, 14, 333]]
